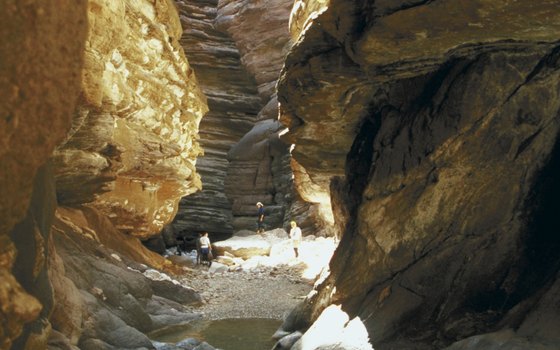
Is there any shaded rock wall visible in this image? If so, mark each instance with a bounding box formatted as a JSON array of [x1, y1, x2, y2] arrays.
[[172, 0, 322, 240], [172, 0, 262, 240], [279, 0, 560, 348], [0, 1, 88, 348], [53, 0, 208, 240], [217, 0, 297, 233]]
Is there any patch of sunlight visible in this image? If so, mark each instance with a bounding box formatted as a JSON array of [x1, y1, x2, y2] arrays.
[[298, 238, 336, 280], [298, 305, 374, 350]]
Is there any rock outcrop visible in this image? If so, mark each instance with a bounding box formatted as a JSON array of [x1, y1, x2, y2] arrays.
[[53, 0, 208, 240], [50, 207, 202, 349], [279, 0, 560, 349], [1, 1, 208, 349], [0, 2, 88, 348]]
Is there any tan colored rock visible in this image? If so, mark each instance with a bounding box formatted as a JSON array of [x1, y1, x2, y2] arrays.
[[0, 0, 87, 237], [213, 235, 272, 259], [0, 269, 43, 350], [54, 0, 208, 239], [0, 1, 88, 348], [47, 236, 84, 346]]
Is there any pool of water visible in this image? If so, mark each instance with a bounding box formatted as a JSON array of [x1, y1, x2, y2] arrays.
[[150, 318, 282, 350]]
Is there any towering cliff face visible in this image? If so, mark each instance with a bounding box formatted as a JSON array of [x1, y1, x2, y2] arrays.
[[216, 0, 296, 233], [53, 0, 208, 239], [2, 1, 208, 348], [279, 0, 560, 348], [0, 1, 88, 348], [171, 0, 262, 240], [172, 0, 315, 239]]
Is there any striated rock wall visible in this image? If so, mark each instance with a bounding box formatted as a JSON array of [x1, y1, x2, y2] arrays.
[[0, 1, 88, 348], [172, 0, 262, 240], [217, 0, 326, 234], [279, 0, 560, 348], [53, 0, 208, 240], [172, 0, 321, 239]]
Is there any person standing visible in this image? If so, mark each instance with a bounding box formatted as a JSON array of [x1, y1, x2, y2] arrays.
[[289, 221, 302, 258], [199, 232, 212, 267], [256, 202, 265, 234]]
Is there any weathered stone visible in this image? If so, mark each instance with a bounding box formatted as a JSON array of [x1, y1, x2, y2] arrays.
[[217, 0, 302, 233], [53, 0, 208, 240], [172, 0, 317, 241], [146, 296, 202, 330], [212, 236, 272, 259], [279, 0, 560, 348], [150, 279, 202, 306], [272, 331, 302, 350], [0, 2, 87, 347], [78, 291, 153, 350], [172, 0, 262, 241], [291, 306, 372, 350]]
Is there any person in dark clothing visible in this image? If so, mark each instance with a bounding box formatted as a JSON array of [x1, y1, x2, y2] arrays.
[[256, 202, 265, 234], [176, 235, 184, 255], [195, 232, 202, 265]]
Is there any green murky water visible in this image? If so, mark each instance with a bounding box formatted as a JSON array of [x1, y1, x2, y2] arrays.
[[150, 318, 282, 350]]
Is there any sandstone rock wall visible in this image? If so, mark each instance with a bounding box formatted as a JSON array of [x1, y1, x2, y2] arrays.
[[1, 1, 208, 348], [53, 0, 208, 240], [279, 0, 560, 348], [0, 1, 88, 348]]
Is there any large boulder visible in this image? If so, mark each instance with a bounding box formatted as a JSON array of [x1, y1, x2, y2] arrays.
[[212, 235, 272, 259]]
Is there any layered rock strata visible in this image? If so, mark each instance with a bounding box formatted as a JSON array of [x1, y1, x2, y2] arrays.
[[53, 0, 208, 239], [173, 0, 320, 240], [217, 0, 327, 234], [49, 207, 202, 349], [0, 1, 88, 348], [172, 0, 262, 241], [279, 0, 560, 349]]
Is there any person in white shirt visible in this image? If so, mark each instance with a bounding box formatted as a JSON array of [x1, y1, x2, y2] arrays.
[[199, 232, 212, 266], [289, 221, 302, 258]]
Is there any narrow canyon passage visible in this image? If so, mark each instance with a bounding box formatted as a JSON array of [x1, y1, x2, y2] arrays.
[[2, 1, 560, 350]]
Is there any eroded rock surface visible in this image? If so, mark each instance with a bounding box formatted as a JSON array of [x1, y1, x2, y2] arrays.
[[172, 0, 326, 241], [0, 1, 88, 348], [50, 207, 202, 349], [172, 0, 261, 240], [53, 0, 208, 239], [279, 0, 560, 349]]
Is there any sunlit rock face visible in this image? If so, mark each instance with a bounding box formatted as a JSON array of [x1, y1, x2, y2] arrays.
[[279, 0, 560, 348], [0, 1, 88, 348], [53, 0, 208, 240]]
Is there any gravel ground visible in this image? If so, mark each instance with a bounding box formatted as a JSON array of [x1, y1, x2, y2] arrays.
[[180, 263, 313, 320]]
